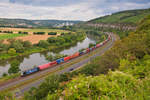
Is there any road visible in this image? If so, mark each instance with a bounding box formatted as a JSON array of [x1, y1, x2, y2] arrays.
[[0, 33, 117, 96]]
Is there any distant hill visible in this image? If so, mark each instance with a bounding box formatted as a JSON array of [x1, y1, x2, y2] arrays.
[[89, 8, 150, 26], [0, 18, 82, 28]]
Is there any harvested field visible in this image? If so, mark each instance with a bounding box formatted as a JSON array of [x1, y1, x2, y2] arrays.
[[3, 34, 57, 44], [0, 28, 72, 44], [0, 28, 27, 31], [0, 28, 70, 35], [16, 35, 57, 44]]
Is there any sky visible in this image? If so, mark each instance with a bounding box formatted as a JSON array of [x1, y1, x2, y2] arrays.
[[0, 0, 150, 21]]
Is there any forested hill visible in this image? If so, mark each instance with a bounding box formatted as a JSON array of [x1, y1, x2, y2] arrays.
[[88, 8, 150, 26], [0, 18, 81, 28]]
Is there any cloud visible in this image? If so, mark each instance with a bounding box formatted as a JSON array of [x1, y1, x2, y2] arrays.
[[0, 0, 150, 21]]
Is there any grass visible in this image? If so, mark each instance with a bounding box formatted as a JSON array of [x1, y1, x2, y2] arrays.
[[0, 28, 71, 34], [0, 47, 46, 60], [0, 34, 26, 40], [0, 73, 20, 84], [25, 29, 70, 33]]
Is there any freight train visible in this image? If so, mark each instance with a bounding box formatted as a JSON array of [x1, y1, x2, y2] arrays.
[[21, 34, 111, 77]]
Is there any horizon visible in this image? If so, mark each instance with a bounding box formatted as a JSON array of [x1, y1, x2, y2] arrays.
[[0, 0, 150, 21]]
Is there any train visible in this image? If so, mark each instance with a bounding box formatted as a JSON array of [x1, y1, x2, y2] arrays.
[[21, 34, 111, 77]]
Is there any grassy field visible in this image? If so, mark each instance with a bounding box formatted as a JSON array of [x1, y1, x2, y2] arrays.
[[0, 28, 70, 34], [0, 34, 26, 40]]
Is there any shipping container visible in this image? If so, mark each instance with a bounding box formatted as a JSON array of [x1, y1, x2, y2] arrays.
[[23, 67, 39, 76], [92, 47, 95, 50], [56, 58, 64, 64], [39, 61, 57, 70], [79, 51, 84, 55], [49, 61, 57, 66], [64, 56, 71, 61], [38, 63, 50, 70], [96, 44, 100, 48], [71, 52, 79, 59]]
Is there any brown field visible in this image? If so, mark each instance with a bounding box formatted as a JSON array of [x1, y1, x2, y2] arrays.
[[16, 35, 57, 44], [0, 28, 71, 44], [3, 34, 58, 44], [0, 28, 27, 31]]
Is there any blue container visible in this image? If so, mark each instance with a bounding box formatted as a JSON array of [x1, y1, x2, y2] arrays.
[[79, 51, 84, 55], [56, 58, 64, 64], [25, 67, 39, 75]]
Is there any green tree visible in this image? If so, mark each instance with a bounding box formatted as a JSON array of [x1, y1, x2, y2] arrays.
[[11, 40, 24, 53], [38, 40, 49, 48], [26, 75, 60, 100], [8, 60, 20, 74], [23, 41, 32, 48]]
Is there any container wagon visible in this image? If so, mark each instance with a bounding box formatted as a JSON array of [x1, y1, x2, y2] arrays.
[[21, 67, 39, 76]]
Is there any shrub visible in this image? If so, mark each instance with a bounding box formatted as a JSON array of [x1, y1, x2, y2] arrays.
[[8, 60, 20, 74], [33, 32, 45, 35], [48, 32, 57, 35], [38, 40, 49, 48], [19, 31, 28, 34], [11, 40, 24, 53], [2, 73, 7, 77], [23, 41, 32, 48], [8, 48, 16, 55]]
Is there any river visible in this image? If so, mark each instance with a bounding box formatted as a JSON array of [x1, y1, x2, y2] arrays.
[[0, 35, 97, 77]]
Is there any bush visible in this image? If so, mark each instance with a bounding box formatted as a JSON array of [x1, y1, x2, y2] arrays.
[[38, 40, 49, 48], [89, 43, 96, 48], [8, 48, 16, 55], [11, 40, 24, 53], [48, 32, 57, 35], [3, 31, 13, 34], [8, 60, 20, 74], [24, 75, 60, 100], [18, 31, 28, 34], [23, 41, 32, 48], [33, 32, 45, 35], [61, 33, 65, 35], [2, 73, 7, 77]]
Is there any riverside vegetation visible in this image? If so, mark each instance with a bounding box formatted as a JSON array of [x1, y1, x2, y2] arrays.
[[0, 31, 86, 81], [0, 32, 85, 61]]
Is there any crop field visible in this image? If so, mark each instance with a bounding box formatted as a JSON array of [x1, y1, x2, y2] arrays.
[[0, 28, 72, 44], [0, 34, 26, 40], [15, 35, 56, 44], [0, 28, 70, 34]]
